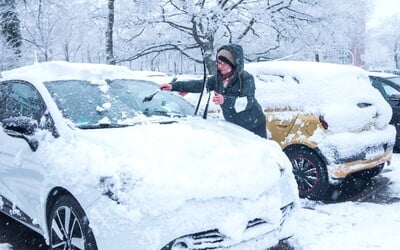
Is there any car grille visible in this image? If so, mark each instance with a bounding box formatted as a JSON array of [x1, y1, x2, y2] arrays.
[[161, 202, 294, 250]]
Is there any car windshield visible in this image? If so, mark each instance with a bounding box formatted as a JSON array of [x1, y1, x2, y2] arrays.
[[44, 79, 195, 128], [389, 76, 400, 86]]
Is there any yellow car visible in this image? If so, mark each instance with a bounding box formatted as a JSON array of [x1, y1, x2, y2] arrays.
[[246, 61, 395, 200]]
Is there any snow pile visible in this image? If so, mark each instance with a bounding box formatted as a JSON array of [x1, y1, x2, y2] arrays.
[[246, 60, 392, 132], [39, 120, 285, 214]]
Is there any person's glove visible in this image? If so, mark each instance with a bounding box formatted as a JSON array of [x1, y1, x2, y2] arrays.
[[160, 83, 172, 91], [213, 92, 224, 105]]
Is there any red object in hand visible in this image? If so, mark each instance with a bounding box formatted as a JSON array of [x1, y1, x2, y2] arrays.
[[213, 92, 224, 105], [160, 83, 172, 91]]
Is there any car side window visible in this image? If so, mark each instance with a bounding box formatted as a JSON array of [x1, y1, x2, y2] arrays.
[[382, 83, 400, 97], [0, 81, 45, 122], [0, 80, 57, 136], [0, 82, 6, 113], [371, 79, 388, 99]]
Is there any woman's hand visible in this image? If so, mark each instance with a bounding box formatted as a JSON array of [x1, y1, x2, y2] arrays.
[[159, 83, 172, 91], [213, 92, 224, 105]]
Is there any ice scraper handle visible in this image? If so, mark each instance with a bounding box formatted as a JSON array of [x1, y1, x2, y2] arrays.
[[142, 89, 161, 103], [159, 76, 177, 91]]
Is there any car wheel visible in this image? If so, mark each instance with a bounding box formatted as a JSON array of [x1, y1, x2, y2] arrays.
[[284, 146, 329, 200], [48, 195, 97, 250]]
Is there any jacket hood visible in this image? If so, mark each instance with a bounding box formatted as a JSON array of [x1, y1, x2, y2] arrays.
[[217, 44, 244, 73]]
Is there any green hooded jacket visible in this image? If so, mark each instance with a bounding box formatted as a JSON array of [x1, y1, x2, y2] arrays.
[[171, 43, 266, 131]]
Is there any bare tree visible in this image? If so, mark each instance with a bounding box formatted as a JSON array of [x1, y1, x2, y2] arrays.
[[0, 0, 382, 72], [17, 0, 103, 63], [115, 0, 320, 73], [105, 0, 115, 64], [365, 14, 400, 69]]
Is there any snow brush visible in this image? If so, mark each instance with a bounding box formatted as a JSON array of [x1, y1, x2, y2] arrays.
[[142, 77, 177, 103]]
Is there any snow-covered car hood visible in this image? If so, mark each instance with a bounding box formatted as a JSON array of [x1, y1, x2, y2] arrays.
[[246, 60, 393, 133], [39, 117, 290, 215]]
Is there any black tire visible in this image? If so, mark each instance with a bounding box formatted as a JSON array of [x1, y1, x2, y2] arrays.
[[284, 146, 330, 200], [354, 163, 384, 179], [48, 195, 97, 250]]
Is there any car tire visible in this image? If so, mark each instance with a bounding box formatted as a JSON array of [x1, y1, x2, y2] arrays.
[[48, 195, 97, 250], [354, 163, 384, 179], [284, 146, 330, 200]]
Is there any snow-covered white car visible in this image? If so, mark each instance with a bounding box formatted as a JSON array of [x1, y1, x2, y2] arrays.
[[0, 61, 298, 250], [245, 60, 396, 200]]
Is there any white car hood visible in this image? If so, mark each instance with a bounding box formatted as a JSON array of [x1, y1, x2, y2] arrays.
[[39, 118, 289, 216]]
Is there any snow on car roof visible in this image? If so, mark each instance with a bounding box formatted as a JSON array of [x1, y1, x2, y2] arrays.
[[246, 60, 369, 87], [1, 61, 145, 83], [368, 71, 398, 78], [245, 60, 392, 132]]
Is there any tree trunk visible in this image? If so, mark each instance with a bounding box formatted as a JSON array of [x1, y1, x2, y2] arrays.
[[105, 0, 115, 65]]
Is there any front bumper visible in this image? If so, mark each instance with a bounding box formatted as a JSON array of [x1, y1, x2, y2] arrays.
[[85, 190, 296, 250], [161, 202, 295, 250]]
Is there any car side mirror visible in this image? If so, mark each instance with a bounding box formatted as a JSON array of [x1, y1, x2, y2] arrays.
[[1, 117, 39, 151]]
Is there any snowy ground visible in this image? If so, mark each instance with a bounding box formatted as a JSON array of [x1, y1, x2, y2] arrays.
[[1, 155, 399, 250], [287, 154, 400, 250]]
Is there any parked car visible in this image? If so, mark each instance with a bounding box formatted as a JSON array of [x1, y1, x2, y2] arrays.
[[0, 61, 298, 250], [369, 68, 400, 76], [369, 71, 400, 152], [244, 61, 396, 200]]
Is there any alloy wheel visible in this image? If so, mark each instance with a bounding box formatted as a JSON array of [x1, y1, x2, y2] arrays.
[[50, 205, 85, 250]]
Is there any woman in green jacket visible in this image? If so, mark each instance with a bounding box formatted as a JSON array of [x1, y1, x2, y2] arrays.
[[160, 43, 267, 138]]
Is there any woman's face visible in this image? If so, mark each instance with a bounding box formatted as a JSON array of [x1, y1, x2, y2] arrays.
[[217, 59, 233, 76]]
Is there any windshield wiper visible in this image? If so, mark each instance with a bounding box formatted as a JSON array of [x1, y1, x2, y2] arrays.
[[77, 120, 179, 129], [143, 109, 185, 118], [77, 123, 132, 129]]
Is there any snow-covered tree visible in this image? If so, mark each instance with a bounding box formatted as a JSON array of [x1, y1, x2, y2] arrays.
[[110, 0, 370, 73], [365, 14, 400, 69], [18, 0, 104, 63], [0, 0, 22, 69], [0, 0, 385, 73], [113, 0, 326, 73]]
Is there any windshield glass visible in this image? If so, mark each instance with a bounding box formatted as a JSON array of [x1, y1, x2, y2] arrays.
[[44, 79, 195, 128], [389, 76, 400, 86]]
